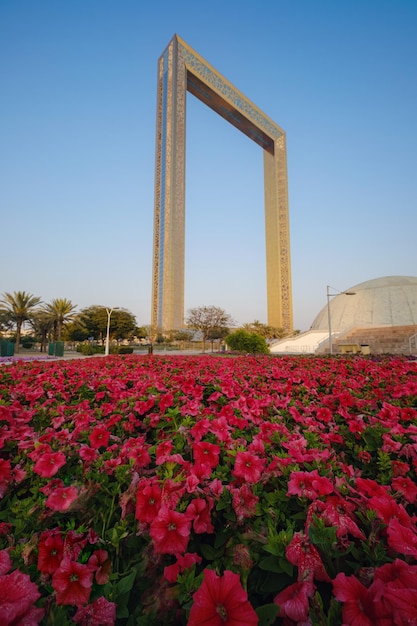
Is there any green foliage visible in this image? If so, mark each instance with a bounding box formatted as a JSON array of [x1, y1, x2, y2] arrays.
[[185, 305, 234, 351], [77, 343, 105, 355], [225, 329, 270, 354], [117, 346, 134, 354], [75, 306, 138, 344]]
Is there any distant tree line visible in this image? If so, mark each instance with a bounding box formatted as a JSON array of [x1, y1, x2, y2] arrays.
[[0, 291, 146, 353], [0, 293, 297, 355]]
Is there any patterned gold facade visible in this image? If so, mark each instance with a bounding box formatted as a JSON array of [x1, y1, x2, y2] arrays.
[[152, 35, 293, 332]]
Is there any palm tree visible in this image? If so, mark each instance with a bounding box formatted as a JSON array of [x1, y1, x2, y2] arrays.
[[0, 291, 42, 352], [28, 312, 54, 352], [41, 298, 77, 341]]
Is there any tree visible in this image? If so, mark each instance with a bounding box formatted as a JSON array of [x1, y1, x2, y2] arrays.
[[0, 311, 13, 335], [110, 309, 138, 343], [225, 329, 269, 354], [241, 320, 287, 340], [62, 321, 90, 343], [185, 305, 234, 353], [75, 306, 138, 344], [41, 298, 77, 341], [207, 327, 229, 352], [28, 312, 54, 352], [75, 306, 108, 342], [0, 291, 42, 352]]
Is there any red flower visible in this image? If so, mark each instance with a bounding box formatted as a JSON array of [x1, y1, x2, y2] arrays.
[[0, 568, 44, 625], [391, 476, 417, 503], [382, 587, 417, 624], [229, 484, 259, 522], [45, 485, 79, 511], [274, 580, 315, 622], [149, 507, 191, 554], [287, 469, 334, 500], [135, 481, 162, 524], [307, 497, 365, 540], [0, 549, 11, 575], [0, 458, 12, 496], [163, 552, 202, 583], [156, 441, 173, 464], [186, 498, 214, 534], [193, 441, 221, 469], [89, 425, 110, 449], [88, 549, 111, 585], [386, 517, 417, 558], [33, 451, 66, 478], [333, 572, 374, 625], [374, 558, 417, 589], [188, 569, 258, 626], [52, 558, 93, 606], [286, 531, 331, 582], [232, 451, 265, 484], [73, 595, 116, 625], [37, 530, 64, 574]]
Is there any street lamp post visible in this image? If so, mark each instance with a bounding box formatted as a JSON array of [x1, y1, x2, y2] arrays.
[[105, 307, 120, 356], [327, 286, 355, 355]]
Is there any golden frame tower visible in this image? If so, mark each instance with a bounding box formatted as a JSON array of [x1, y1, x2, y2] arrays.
[[152, 35, 293, 333]]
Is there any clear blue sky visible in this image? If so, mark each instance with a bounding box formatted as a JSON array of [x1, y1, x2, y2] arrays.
[[1, 0, 416, 331]]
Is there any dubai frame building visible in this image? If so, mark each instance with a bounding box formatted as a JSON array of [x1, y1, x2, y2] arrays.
[[152, 35, 293, 333]]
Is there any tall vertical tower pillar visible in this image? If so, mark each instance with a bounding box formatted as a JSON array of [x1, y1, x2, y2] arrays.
[[152, 35, 293, 333]]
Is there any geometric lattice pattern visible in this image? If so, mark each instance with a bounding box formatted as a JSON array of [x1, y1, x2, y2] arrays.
[[152, 34, 293, 332]]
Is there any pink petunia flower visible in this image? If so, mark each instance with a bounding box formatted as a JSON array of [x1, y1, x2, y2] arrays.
[[73, 596, 117, 625], [163, 552, 202, 583], [0, 458, 12, 498], [135, 481, 162, 524], [188, 569, 258, 626], [52, 557, 93, 606], [88, 549, 111, 585], [37, 530, 64, 575], [229, 483, 259, 522], [286, 531, 331, 582], [232, 451, 265, 484], [149, 507, 191, 555], [287, 469, 334, 500], [386, 517, 417, 558], [89, 425, 110, 449], [192, 441, 221, 469], [33, 451, 66, 478], [45, 485, 79, 512], [274, 580, 315, 622], [0, 568, 44, 624], [333, 572, 375, 625], [186, 498, 214, 534], [391, 475, 417, 503], [0, 548, 12, 575]]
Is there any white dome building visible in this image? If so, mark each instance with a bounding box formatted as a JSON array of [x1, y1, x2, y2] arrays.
[[311, 276, 417, 331], [271, 276, 417, 355]]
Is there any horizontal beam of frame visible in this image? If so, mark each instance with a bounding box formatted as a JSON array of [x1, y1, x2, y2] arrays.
[[186, 73, 275, 154]]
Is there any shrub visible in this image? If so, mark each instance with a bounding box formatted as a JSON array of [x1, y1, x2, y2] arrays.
[[116, 346, 134, 354], [225, 329, 269, 354], [76, 343, 105, 355]]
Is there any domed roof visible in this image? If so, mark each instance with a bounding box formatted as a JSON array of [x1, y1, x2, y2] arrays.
[[311, 276, 417, 331]]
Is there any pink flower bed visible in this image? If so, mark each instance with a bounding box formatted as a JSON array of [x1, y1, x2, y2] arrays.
[[0, 354, 417, 625]]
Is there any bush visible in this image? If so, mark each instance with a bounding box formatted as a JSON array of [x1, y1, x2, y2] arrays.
[[116, 346, 134, 354], [76, 343, 105, 355], [225, 329, 269, 354]]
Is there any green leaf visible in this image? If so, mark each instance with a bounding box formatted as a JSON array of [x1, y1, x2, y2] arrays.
[[116, 603, 130, 619], [214, 527, 233, 549], [256, 603, 280, 626], [199, 543, 222, 560], [115, 567, 137, 596], [259, 555, 293, 576]]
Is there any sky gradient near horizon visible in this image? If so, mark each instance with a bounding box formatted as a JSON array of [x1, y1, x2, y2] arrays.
[[1, 0, 416, 331]]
